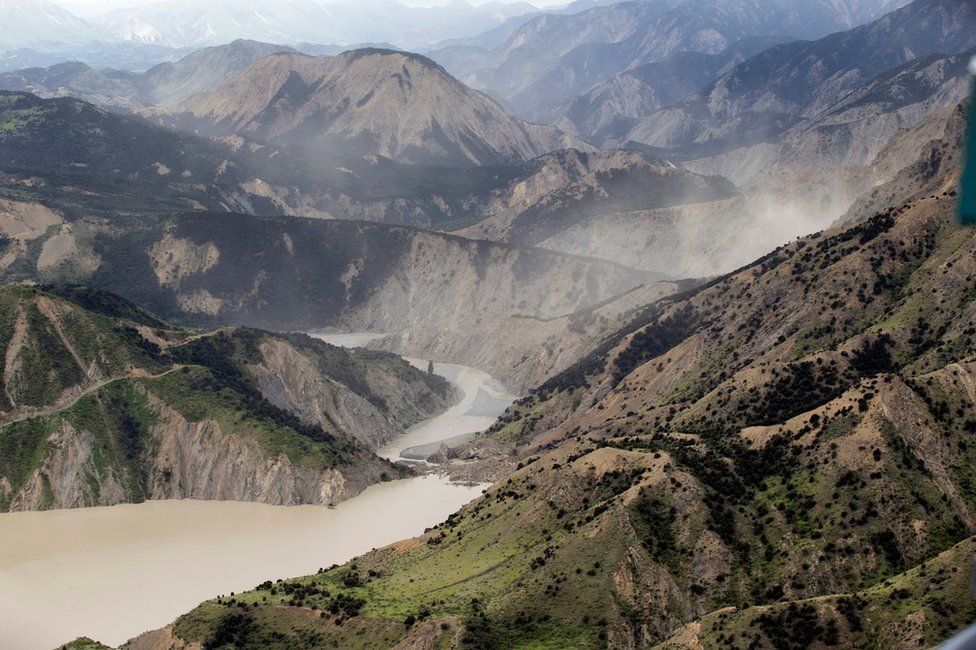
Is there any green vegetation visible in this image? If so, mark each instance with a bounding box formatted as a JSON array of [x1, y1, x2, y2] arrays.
[[666, 536, 976, 649], [0, 284, 172, 409], [57, 638, 113, 650], [163, 195, 976, 648], [0, 284, 448, 511], [41, 284, 170, 329], [0, 416, 54, 511], [147, 365, 356, 471], [15, 302, 85, 406]]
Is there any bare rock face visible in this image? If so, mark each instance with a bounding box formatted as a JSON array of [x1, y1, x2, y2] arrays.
[[1, 387, 389, 512], [150, 234, 221, 289], [251, 337, 414, 450], [339, 231, 669, 393], [453, 438, 509, 462], [9, 422, 126, 511], [426, 443, 454, 464], [145, 399, 361, 507]]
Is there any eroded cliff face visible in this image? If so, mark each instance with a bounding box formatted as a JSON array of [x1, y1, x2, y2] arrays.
[[372, 282, 679, 395], [338, 232, 667, 393], [250, 337, 453, 450], [0, 212, 653, 395], [1, 387, 392, 512], [7, 421, 126, 511], [252, 338, 401, 450], [145, 398, 370, 507], [0, 287, 453, 512]]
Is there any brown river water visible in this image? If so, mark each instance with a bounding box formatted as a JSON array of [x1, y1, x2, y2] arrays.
[[0, 334, 511, 649]]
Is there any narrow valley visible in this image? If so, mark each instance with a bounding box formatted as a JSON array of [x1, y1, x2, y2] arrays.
[[1, 0, 975, 648], [0, 334, 512, 650]]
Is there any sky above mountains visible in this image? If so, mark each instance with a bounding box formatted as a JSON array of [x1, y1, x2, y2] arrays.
[[57, 0, 569, 14], [0, 0, 561, 53]]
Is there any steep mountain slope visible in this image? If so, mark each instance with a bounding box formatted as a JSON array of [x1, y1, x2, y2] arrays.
[[139, 39, 297, 110], [0, 85, 842, 272], [656, 535, 976, 648], [0, 91, 244, 182], [625, 0, 976, 154], [120, 144, 976, 648], [681, 48, 973, 185], [0, 61, 141, 107], [0, 90, 559, 228], [0, 285, 454, 512], [0, 89, 321, 216], [0, 205, 661, 392], [178, 49, 586, 166], [0, 40, 296, 110], [0, 85, 771, 272], [451, 149, 750, 277], [648, 64, 971, 252], [450, 117, 960, 280], [838, 99, 969, 224], [4, 77, 937, 288], [443, 0, 909, 119], [549, 36, 795, 145], [454, 149, 734, 240]]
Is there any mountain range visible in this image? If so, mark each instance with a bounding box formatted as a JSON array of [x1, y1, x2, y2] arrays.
[[1, 0, 976, 647], [113, 93, 976, 650], [0, 39, 294, 109], [0, 0, 110, 51], [2, 0, 969, 283], [623, 0, 976, 160], [548, 34, 795, 143], [428, 0, 911, 119], [2, 0, 971, 284]]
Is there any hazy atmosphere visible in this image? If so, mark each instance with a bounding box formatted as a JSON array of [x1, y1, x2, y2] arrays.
[[0, 0, 975, 648]]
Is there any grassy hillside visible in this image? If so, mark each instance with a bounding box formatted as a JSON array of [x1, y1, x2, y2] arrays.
[[657, 535, 976, 648], [140, 165, 976, 647], [0, 283, 175, 411], [0, 285, 452, 512]]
